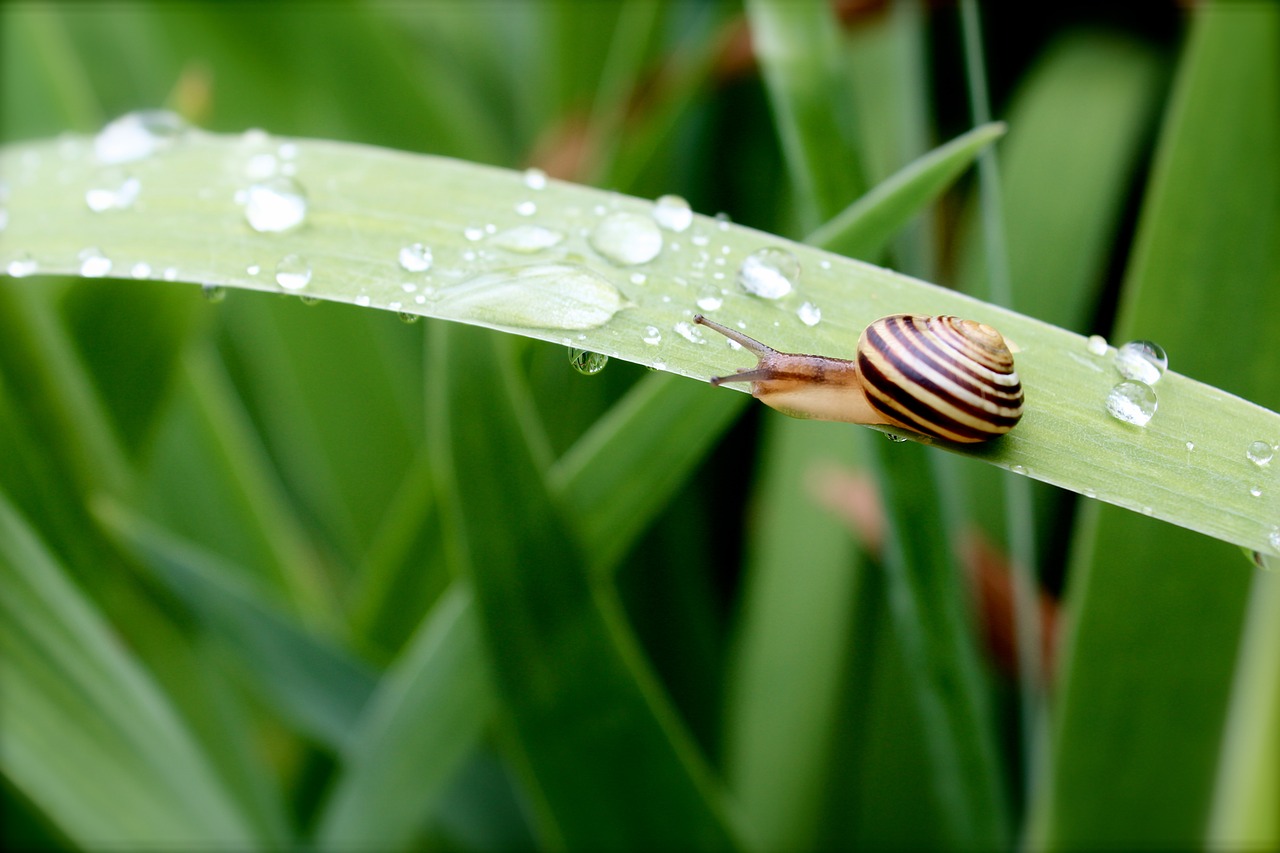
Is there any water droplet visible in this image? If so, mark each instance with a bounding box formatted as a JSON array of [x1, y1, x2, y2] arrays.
[[490, 225, 565, 253], [437, 263, 622, 330], [1246, 440, 1274, 466], [398, 312, 420, 324], [355, 294, 371, 307], [523, 168, 548, 190], [515, 200, 537, 216], [674, 321, 704, 344], [589, 212, 663, 266], [696, 289, 723, 313], [463, 225, 485, 242], [1105, 381, 1157, 427], [244, 177, 308, 233], [797, 301, 822, 327], [738, 247, 799, 300], [78, 247, 112, 278], [298, 294, 321, 307], [1086, 334, 1108, 356], [653, 194, 693, 232], [642, 325, 662, 345], [568, 348, 609, 375], [247, 264, 261, 276], [202, 284, 226, 303], [94, 110, 187, 164], [130, 262, 151, 279], [244, 152, 279, 180], [7, 254, 39, 277], [1186, 441, 1196, 452], [1270, 528, 1280, 552], [1249, 485, 1263, 498], [163, 267, 179, 281], [274, 253, 311, 290], [278, 142, 298, 161], [885, 433, 909, 443], [1114, 340, 1168, 385], [630, 272, 647, 285], [398, 242, 434, 272], [85, 173, 141, 212], [1011, 464, 1027, 476]]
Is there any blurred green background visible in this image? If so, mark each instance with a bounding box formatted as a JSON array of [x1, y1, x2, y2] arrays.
[[2, 2, 1277, 850]]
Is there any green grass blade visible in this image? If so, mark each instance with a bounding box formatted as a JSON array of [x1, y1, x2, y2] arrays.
[[315, 583, 491, 851], [806, 122, 1006, 259], [2, 127, 1278, 556], [0, 490, 260, 849], [93, 501, 378, 752], [426, 322, 743, 850], [1038, 5, 1280, 848]]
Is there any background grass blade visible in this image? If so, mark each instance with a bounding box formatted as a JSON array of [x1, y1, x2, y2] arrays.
[[0, 490, 262, 849], [1037, 5, 1280, 848], [426, 322, 743, 850]]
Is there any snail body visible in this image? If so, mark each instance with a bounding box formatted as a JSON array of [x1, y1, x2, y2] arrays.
[[693, 313, 1023, 443]]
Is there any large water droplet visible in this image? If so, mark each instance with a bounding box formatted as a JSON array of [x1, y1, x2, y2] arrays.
[[490, 225, 565, 253], [94, 110, 187, 164], [7, 254, 39, 277], [738, 247, 799, 299], [438, 263, 623, 330], [78, 247, 112, 278], [275, 253, 311, 290], [1086, 334, 1108, 356], [85, 173, 141, 212], [1115, 340, 1167, 385], [589, 212, 663, 266], [653, 194, 693, 232], [398, 242, 433, 272], [569, 348, 609, 375], [244, 176, 308, 233], [1105, 380, 1157, 426], [1246, 440, 1274, 466], [797, 301, 822, 327]]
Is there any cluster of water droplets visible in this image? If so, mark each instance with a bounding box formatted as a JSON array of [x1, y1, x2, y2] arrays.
[[1090, 335, 1167, 428]]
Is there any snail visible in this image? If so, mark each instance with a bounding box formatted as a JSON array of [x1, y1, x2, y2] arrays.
[[693, 313, 1024, 443]]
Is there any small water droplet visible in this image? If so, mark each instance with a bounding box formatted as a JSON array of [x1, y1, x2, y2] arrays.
[[797, 301, 822, 327], [1086, 334, 1108, 356], [642, 325, 662, 345], [398, 312, 420, 324], [1011, 464, 1027, 476], [1186, 441, 1196, 452], [589, 212, 663, 266], [523, 167, 548, 190], [244, 176, 308, 233], [7, 254, 39, 277], [163, 267, 179, 281], [298, 294, 321, 306], [653, 194, 693, 232], [1246, 440, 1274, 466], [568, 348, 609, 375], [1270, 528, 1280, 552], [247, 263, 261, 276], [398, 242, 433, 272], [355, 294, 371, 307], [1105, 380, 1157, 427], [885, 433, 909, 443], [630, 272, 647, 285], [674, 321, 705, 344], [515, 200, 537, 217], [490, 225, 565, 253], [695, 286, 723, 312], [463, 225, 485, 242], [85, 173, 141, 212], [278, 142, 298, 161], [738, 247, 799, 300], [202, 284, 226, 303], [1249, 485, 1263, 498], [94, 110, 187, 164], [274, 253, 311, 290], [78, 247, 112, 278], [1114, 340, 1168, 385], [130, 261, 151, 279], [245, 152, 279, 180]]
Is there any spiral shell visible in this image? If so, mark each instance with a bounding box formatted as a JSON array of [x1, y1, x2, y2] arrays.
[[857, 314, 1023, 443]]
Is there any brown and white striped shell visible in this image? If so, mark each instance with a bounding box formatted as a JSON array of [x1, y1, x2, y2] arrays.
[[693, 313, 1024, 444]]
